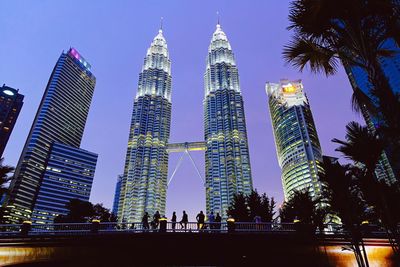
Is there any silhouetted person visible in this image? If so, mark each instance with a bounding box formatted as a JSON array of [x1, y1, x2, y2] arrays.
[[180, 210, 188, 231], [171, 211, 177, 232], [208, 211, 215, 230], [215, 212, 222, 231], [153, 211, 161, 229], [254, 215, 262, 230], [142, 212, 149, 230], [196, 210, 205, 230]]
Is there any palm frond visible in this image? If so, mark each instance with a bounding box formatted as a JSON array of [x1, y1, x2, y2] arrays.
[[283, 36, 339, 76]]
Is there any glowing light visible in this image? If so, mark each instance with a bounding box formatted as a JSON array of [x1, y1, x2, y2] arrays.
[[282, 84, 297, 93], [3, 89, 14, 96]]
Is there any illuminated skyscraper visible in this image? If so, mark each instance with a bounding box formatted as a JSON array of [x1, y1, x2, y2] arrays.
[[6, 48, 97, 223], [0, 85, 24, 158], [266, 79, 324, 200], [204, 23, 253, 217], [118, 28, 171, 222], [345, 39, 400, 183], [112, 174, 122, 216]]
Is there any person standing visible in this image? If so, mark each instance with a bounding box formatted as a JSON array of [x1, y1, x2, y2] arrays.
[[171, 211, 177, 232], [215, 212, 222, 232], [196, 210, 205, 230], [179, 210, 188, 231], [142, 212, 149, 230], [153, 211, 161, 229], [208, 211, 215, 230]]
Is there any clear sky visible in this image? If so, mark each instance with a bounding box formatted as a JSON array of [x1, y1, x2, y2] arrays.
[[1, 0, 360, 220]]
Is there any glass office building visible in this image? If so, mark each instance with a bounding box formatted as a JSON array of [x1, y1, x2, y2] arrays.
[[0, 85, 24, 157], [112, 174, 122, 216], [6, 48, 97, 223], [204, 23, 253, 217], [117, 28, 172, 222], [31, 142, 97, 224], [345, 39, 400, 183], [266, 79, 324, 200]]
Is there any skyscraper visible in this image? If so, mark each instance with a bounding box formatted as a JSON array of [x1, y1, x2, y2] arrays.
[[112, 174, 122, 216], [0, 85, 24, 158], [117, 28, 172, 222], [31, 143, 97, 224], [266, 79, 324, 200], [6, 48, 97, 223], [204, 23, 253, 217], [345, 39, 400, 183]]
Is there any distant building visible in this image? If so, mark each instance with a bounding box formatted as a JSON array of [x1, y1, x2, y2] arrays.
[[117, 28, 172, 222], [31, 142, 97, 224], [112, 175, 122, 216], [0, 85, 24, 158], [344, 39, 400, 183], [204, 23, 253, 217], [266, 79, 324, 200], [6, 48, 97, 223]]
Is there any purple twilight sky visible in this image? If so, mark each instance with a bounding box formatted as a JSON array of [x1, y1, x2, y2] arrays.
[[1, 0, 361, 220]]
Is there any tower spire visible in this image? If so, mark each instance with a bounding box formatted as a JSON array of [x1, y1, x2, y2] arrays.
[[160, 17, 163, 32], [216, 11, 220, 26]]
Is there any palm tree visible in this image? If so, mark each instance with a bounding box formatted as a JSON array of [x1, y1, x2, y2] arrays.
[[321, 158, 370, 267], [284, 0, 400, 179], [333, 121, 383, 177], [333, 121, 400, 254]]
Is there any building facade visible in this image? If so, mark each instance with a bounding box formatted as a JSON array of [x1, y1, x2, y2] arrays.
[[0, 85, 24, 158], [117, 29, 172, 222], [266, 79, 324, 200], [112, 175, 122, 216], [31, 142, 97, 224], [204, 24, 253, 217], [345, 39, 400, 183], [6, 48, 97, 223]]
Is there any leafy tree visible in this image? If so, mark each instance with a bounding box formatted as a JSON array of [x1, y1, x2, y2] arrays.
[[55, 199, 116, 223], [260, 193, 276, 223], [227, 190, 276, 222], [227, 193, 248, 222], [0, 158, 14, 223], [279, 190, 327, 228], [93, 203, 117, 222], [247, 190, 262, 221]]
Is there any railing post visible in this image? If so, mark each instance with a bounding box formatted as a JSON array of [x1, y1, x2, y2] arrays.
[[227, 218, 235, 233], [20, 221, 32, 236], [91, 219, 100, 234], [159, 217, 167, 233]]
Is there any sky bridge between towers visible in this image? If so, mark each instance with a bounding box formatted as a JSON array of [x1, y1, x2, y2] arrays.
[[166, 141, 206, 186]]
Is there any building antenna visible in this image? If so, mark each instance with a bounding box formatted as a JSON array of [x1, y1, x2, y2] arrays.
[[217, 11, 220, 25], [160, 17, 163, 31]]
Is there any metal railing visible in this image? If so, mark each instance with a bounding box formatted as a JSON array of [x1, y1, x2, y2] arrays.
[[0, 222, 389, 237]]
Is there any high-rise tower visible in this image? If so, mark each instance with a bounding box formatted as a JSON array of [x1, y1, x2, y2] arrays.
[[266, 79, 324, 200], [0, 85, 24, 158], [118, 28, 172, 222], [6, 48, 97, 223], [204, 24, 253, 217]]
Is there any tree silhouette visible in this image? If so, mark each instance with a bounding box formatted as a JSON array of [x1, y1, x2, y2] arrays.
[[0, 158, 14, 223], [321, 158, 370, 267], [55, 199, 116, 223], [227, 192, 248, 222], [227, 190, 276, 222]]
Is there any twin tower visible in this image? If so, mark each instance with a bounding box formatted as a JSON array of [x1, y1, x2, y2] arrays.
[[117, 24, 253, 222]]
